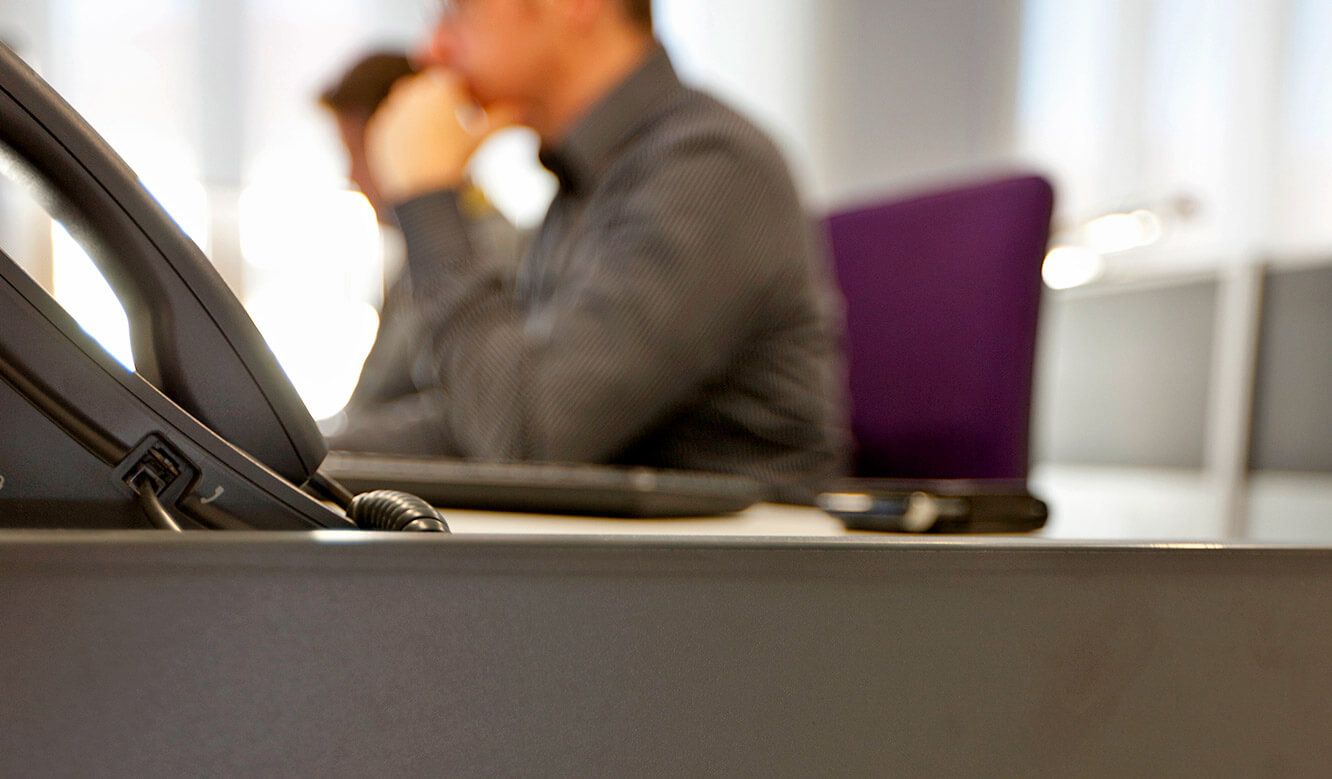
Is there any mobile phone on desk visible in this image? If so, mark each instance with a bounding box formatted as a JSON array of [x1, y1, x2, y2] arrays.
[[818, 479, 1049, 534]]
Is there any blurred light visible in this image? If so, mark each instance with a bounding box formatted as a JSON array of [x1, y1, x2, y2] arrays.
[[469, 128, 558, 229], [141, 174, 211, 253], [239, 186, 381, 274], [239, 184, 386, 420], [1082, 209, 1164, 254], [108, 135, 211, 251], [318, 410, 349, 437], [1042, 245, 1105, 290], [246, 294, 380, 420], [51, 224, 135, 369], [1130, 209, 1165, 244]]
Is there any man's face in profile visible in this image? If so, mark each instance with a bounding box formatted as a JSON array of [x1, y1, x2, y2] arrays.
[[421, 0, 559, 116]]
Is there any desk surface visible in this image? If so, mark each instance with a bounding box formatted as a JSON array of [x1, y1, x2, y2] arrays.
[[440, 501, 847, 536], [2, 528, 1330, 776]]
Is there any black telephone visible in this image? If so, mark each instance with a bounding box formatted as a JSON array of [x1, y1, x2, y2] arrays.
[[0, 44, 439, 531]]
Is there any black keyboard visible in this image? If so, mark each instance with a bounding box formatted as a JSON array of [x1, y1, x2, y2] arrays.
[[319, 452, 766, 518]]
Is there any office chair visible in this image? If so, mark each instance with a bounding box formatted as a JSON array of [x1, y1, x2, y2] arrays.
[[823, 173, 1054, 481]]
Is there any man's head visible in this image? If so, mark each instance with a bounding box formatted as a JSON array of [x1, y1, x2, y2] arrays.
[[320, 52, 419, 222], [420, 0, 654, 140]]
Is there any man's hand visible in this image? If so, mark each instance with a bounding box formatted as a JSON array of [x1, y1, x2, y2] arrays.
[[367, 70, 519, 203]]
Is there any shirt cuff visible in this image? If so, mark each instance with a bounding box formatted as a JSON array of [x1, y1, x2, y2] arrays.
[[393, 189, 475, 281]]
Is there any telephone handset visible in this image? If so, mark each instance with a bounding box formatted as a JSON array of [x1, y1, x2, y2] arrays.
[[0, 44, 439, 531]]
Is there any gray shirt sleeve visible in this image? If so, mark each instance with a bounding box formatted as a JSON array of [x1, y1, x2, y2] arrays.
[[394, 139, 804, 464]]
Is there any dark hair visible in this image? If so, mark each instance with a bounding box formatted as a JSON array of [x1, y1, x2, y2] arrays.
[[622, 0, 652, 32], [319, 51, 419, 116]]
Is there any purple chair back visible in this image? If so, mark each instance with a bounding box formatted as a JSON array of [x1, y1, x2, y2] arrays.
[[824, 174, 1054, 480]]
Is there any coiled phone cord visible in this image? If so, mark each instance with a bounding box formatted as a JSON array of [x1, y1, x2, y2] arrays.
[[346, 490, 450, 532], [310, 469, 450, 532]]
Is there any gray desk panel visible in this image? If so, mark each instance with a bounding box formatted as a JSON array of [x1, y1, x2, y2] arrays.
[[1, 532, 1330, 777]]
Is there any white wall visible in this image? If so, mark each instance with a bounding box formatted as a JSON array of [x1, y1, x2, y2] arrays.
[[658, 0, 1026, 209], [813, 0, 1025, 208]]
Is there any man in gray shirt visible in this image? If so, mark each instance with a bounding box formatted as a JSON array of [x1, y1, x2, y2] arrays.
[[349, 0, 846, 504]]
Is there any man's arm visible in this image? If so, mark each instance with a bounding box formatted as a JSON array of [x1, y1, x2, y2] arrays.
[[397, 135, 810, 462]]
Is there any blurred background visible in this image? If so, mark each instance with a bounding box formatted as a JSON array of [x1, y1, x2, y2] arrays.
[[0, 0, 1328, 540]]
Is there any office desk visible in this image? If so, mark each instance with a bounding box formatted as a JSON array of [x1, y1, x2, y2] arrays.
[[442, 501, 847, 536], [1, 527, 1330, 776]]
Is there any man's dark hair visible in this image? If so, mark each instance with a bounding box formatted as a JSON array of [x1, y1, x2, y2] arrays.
[[319, 51, 419, 117], [622, 0, 652, 32]]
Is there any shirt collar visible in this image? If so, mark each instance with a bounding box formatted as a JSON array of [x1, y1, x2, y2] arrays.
[[538, 45, 682, 195]]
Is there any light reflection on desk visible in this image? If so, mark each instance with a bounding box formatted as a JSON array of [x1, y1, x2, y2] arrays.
[[438, 502, 847, 536]]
